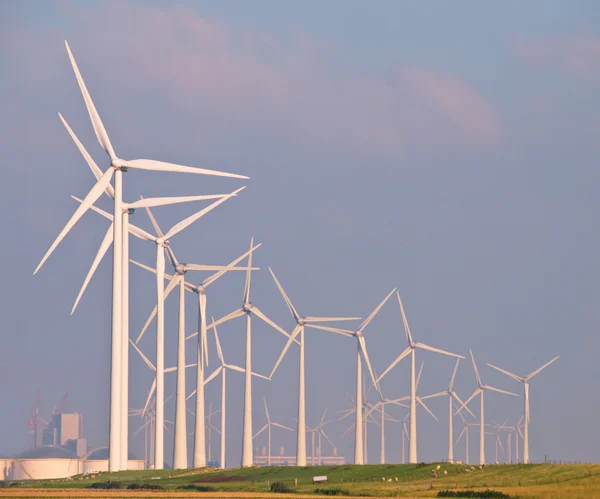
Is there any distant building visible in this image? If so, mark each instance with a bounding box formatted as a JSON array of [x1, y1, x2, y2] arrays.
[[253, 446, 345, 466], [41, 412, 86, 457]]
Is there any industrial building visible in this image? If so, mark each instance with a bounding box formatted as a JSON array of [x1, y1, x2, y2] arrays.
[[253, 446, 345, 467]]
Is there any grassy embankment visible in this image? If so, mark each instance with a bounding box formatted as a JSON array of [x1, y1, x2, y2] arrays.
[[2, 463, 600, 498]]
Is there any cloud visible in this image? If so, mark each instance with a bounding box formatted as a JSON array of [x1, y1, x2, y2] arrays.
[[4, 1, 503, 158], [515, 33, 600, 79]]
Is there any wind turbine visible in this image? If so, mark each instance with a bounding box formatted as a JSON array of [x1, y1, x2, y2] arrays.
[[455, 350, 517, 465], [201, 260, 290, 467], [486, 356, 559, 464], [131, 232, 257, 469], [253, 398, 293, 466], [338, 396, 380, 464], [34, 41, 248, 471], [307, 409, 334, 466], [188, 318, 269, 469], [419, 359, 474, 463], [307, 289, 396, 465], [267, 268, 360, 466], [364, 392, 405, 464], [205, 402, 221, 465], [376, 291, 463, 463]]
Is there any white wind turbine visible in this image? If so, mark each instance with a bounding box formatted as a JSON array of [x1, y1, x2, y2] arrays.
[[63, 114, 233, 468], [34, 41, 248, 471], [187, 318, 269, 469], [201, 246, 291, 467], [131, 223, 257, 469], [486, 356, 558, 464], [455, 350, 517, 465], [307, 289, 396, 465], [253, 398, 293, 466], [268, 268, 360, 466], [338, 396, 381, 464], [419, 359, 474, 463], [81, 191, 244, 469], [307, 409, 334, 466], [376, 291, 463, 463], [364, 392, 406, 464], [455, 410, 473, 464]]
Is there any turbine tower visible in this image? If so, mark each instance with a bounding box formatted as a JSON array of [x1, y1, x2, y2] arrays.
[[207, 242, 291, 467], [34, 41, 248, 471], [455, 350, 517, 465], [419, 359, 474, 463], [486, 356, 558, 464], [253, 398, 293, 466], [376, 291, 463, 463], [267, 268, 360, 466], [306, 289, 396, 465]]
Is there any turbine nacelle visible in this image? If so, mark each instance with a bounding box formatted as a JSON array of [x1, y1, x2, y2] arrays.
[[297, 317, 306, 326], [355, 329, 364, 338], [194, 284, 206, 295], [243, 302, 253, 313], [175, 264, 186, 275]]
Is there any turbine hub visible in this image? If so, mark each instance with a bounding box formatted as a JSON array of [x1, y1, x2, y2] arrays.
[[195, 284, 205, 294], [126, 208, 135, 215], [298, 317, 306, 326], [355, 329, 363, 337], [243, 302, 252, 312], [112, 158, 125, 169], [175, 264, 186, 275], [409, 341, 416, 349]]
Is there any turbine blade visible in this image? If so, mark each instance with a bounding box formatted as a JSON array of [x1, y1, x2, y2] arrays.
[[358, 288, 396, 332], [163, 187, 245, 241], [416, 342, 464, 359], [304, 324, 354, 336], [71, 222, 113, 314], [204, 366, 223, 386], [129, 194, 227, 210], [450, 391, 475, 418], [224, 363, 245, 374], [252, 306, 293, 340], [483, 384, 518, 397], [487, 363, 523, 383], [72, 196, 156, 241], [272, 422, 293, 432], [135, 274, 181, 343], [123, 159, 248, 179], [375, 346, 412, 384], [64, 41, 116, 159], [470, 349, 482, 386], [34, 169, 113, 274], [455, 388, 481, 416], [267, 267, 299, 321], [269, 324, 302, 378], [417, 397, 438, 421], [449, 358, 460, 390], [263, 398, 270, 422], [253, 424, 268, 439], [455, 427, 466, 445], [203, 243, 262, 288], [58, 112, 114, 198], [396, 291, 413, 345], [213, 320, 224, 364], [185, 264, 253, 271], [143, 204, 164, 239], [526, 356, 559, 380], [420, 391, 446, 400], [143, 380, 156, 417], [358, 336, 378, 389], [187, 308, 245, 340], [130, 339, 155, 371], [416, 361, 424, 388], [304, 317, 361, 322], [320, 428, 334, 448]]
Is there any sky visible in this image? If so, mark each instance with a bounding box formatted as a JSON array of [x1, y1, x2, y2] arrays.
[[1, 0, 600, 465]]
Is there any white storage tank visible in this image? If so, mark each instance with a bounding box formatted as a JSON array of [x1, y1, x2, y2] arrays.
[[11, 446, 80, 480], [82, 447, 145, 473]]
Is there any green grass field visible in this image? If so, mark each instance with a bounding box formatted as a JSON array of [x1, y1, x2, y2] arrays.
[[3, 463, 600, 498]]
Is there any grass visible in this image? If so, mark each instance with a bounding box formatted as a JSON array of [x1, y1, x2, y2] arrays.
[[1, 463, 600, 498]]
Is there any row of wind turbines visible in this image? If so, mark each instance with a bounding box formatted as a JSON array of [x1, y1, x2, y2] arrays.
[[34, 41, 558, 471]]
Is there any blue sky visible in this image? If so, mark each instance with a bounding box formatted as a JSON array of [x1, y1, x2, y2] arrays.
[[1, 1, 599, 465]]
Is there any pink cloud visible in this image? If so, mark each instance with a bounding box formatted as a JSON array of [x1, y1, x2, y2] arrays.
[[7, 1, 504, 158], [515, 34, 600, 79]]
